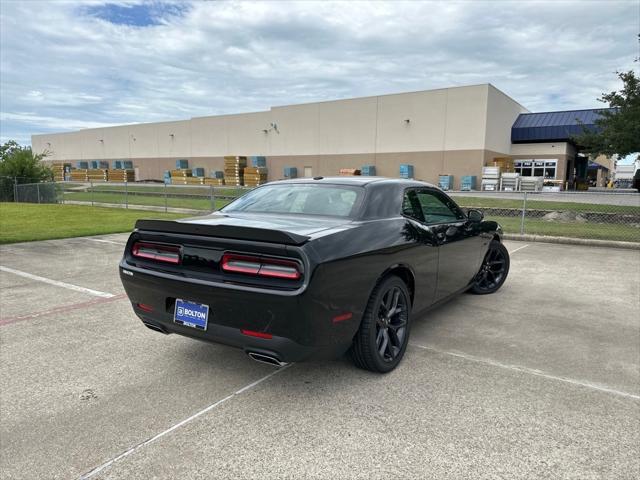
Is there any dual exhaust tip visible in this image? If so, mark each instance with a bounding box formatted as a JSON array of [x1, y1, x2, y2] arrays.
[[143, 322, 287, 368], [247, 351, 289, 368]]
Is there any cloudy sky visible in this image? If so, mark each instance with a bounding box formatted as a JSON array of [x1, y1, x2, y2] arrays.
[[0, 0, 638, 145]]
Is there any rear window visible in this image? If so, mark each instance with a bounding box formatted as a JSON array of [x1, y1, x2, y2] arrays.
[[221, 184, 363, 217]]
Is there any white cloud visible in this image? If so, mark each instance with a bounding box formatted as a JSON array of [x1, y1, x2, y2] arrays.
[[0, 0, 637, 146]]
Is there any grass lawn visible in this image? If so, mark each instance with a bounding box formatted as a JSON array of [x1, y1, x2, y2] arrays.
[[0, 203, 185, 244], [487, 215, 640, 243], [455, 196, 640, 214]]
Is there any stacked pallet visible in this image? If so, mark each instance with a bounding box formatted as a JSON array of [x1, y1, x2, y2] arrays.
[[52, 162, 71, 181], [169, 169, 192, 184], [70, 169, 88, 182], [481, 166, 500, 191], [224, 156, 246, 186], [87, 169, 108, 182], [184, 176, 207, 185], [107, 169, 135, 182], [244, 166, 268, 187], [339, 168, 361, 176], [204, 177, 225, 186], [489, 157, 514, 173]]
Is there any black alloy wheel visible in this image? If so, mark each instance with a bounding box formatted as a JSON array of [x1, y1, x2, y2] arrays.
[[351, 276, 411, 373], [470, 240, 510, 294]]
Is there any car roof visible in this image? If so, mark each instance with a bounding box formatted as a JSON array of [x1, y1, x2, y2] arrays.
[[267, 176, 437, 189]]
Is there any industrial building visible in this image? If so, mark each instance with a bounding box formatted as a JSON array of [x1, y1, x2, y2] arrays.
[[31, 84, 614, 190]]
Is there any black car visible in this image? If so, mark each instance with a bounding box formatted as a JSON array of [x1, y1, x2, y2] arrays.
[[119, 177, 509, 373]]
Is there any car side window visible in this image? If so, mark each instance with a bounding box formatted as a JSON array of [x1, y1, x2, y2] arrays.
[[401, 190, 424, 222], [414, 190, 465, 224]]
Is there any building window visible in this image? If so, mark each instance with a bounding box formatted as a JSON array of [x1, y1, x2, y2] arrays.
[[533, 161, 545, 177], [514, 159, 557, 179], [544, 161, 556, 179]]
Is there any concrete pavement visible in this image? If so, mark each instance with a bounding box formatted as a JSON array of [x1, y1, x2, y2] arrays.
[[1, 236, 638, 479]]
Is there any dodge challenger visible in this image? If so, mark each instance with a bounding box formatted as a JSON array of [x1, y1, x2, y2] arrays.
[[119, 177, 509, 373]]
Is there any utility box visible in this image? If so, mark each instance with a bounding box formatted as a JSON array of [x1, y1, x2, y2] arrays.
[[399, 164, 414, 179], [250, 156, 267, 167], [361, 165, 376, 176], [438, 175, 454, 191], [460, 175, 477, 191]]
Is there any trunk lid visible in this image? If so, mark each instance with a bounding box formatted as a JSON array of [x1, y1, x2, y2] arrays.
[[136, 212, 353, 245]]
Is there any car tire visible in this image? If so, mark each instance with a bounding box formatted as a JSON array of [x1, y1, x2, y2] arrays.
[[351, 275, 411, 373], [469, 240, 510, 295]]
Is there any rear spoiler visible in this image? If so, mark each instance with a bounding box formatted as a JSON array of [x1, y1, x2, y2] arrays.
[[135, 219, 310, 246]]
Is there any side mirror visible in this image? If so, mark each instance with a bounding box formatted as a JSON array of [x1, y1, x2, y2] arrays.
[[467, 209, 484, 223]]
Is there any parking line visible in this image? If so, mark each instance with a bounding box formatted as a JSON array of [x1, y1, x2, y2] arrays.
[[509, 244, 529, 254], [78, 364, 292, 479], [0, 266, 115, 298], [0, 294, 127, 327], [410, 343, 640, 401], [84, 238, 127, 246]]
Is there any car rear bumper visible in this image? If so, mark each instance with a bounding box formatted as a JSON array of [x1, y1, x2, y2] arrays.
[[119, 261, 356, 363]]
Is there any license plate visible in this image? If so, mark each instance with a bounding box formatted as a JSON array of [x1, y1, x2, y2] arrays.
[[174, 299, 209, 331]]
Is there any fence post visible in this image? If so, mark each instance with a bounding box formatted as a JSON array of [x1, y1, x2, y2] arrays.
[[520, 191, 527, 235], [164, 183, 168, 213], [210, 185, 215, 211], [13, 177, 17, 203], [125, 182, 128, 209], [91, 181, 94, 206], [36, 183, 41, 204]]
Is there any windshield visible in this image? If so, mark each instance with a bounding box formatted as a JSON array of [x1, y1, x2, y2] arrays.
[[221, 184, 364, 217]]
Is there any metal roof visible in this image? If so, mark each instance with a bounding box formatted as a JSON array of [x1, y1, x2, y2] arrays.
[[511, 108, 616, 144]]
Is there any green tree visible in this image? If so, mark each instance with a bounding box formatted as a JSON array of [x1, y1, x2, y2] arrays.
[[0, 141, 52, 201], [575, 70, 640, 157]]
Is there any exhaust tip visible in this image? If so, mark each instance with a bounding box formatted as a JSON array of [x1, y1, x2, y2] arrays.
[[143, 322, 168, 334], [247, 351, 289, 367]]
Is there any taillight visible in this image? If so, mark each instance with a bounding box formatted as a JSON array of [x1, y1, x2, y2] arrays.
[[132, 242, 181, 264], [241, 329, 273, 339], [221, 253, 301, 280], [136, 303, 154, 312]]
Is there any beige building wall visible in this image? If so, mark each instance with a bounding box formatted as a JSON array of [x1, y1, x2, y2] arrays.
[[32, 84, 530, 188], [485, 85, 529, 153]]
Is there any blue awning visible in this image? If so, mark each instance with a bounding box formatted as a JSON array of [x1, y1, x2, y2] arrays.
[[511, 108, 617, 144]]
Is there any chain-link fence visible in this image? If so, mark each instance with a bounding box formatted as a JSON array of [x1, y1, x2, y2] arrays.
[[450, 190, 640, 243], [0, 176, 57, 202], [11, 182, 640, 244], [13, 182, 61, 204], [31, 181, 251, 213]]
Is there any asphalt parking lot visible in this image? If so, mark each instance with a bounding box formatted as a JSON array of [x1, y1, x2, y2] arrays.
[[1, 236, 638, 479]]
